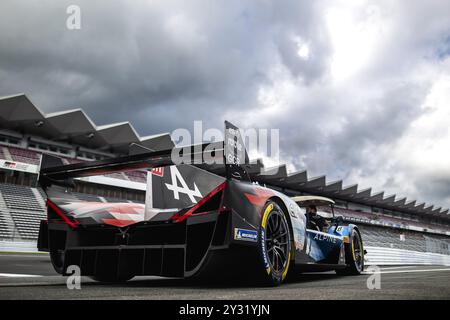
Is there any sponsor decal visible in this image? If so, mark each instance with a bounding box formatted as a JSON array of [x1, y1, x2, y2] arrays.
[[0, 160, 38, 174], [260, 229, 270, 273], [225, 127, 244, 165], [313, 233, 338, 243], [234, 228, 258, 242], [4, 161, 16, 169], [151, 167, 164, 177]]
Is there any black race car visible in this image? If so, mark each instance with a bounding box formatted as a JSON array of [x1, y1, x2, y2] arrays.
[[37, 121, 364, 286]]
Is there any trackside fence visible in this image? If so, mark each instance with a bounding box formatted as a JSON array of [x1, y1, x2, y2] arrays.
[[365, 246, 450, 266]]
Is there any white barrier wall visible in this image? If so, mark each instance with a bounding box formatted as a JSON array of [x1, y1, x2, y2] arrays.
[[365, 246, 450, 266], [1, 242, 450, 266], [0, 240, 38, 253]]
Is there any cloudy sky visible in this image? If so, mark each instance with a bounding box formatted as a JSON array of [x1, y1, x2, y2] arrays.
[[1, 0, 449, 210]]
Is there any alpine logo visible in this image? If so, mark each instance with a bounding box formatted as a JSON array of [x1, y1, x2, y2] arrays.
[[234, 228, 258, 242], [165, 166, 202, 203], [313, 233, 338, 243]]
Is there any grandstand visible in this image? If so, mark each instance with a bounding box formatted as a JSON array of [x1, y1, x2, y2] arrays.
[[0, 93, 449, 259]]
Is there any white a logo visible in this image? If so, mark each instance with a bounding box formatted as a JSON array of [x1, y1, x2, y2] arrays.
[[66, 5, 81, 30], [66, 265, 81, 290], [165, 166, 202, 203], [366, 265, 381, 290]]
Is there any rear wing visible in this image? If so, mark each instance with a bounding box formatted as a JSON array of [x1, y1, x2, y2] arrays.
[[38, 120, 250, 189]]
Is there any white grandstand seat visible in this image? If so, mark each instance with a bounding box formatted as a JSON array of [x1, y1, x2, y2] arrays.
[[0, 215, 12, 238], [0, 184, 45, 240], [358, 225, 444, 253]]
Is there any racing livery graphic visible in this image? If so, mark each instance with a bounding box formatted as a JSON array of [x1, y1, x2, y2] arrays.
[[37, 121, 365, 285]]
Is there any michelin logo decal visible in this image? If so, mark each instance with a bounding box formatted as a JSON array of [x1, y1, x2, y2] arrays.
[[234, 228, 258, 242]]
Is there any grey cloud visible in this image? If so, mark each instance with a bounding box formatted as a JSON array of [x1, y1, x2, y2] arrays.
[[0, 0, 449, 209], [0, 0, 329, 131]]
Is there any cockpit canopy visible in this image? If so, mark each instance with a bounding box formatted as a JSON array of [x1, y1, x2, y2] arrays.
[[291, 195, 335, 207]]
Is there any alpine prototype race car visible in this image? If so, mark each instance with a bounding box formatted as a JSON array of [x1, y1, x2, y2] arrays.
[[37, 121, 365, 286]]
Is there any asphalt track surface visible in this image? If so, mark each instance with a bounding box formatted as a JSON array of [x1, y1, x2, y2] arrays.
[[0, 253, 449, 300]]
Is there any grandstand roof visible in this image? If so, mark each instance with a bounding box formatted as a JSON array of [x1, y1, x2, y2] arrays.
[[246, 163, 450, 221], [0, 94, 174, 154], [1, 93, 448, 221]]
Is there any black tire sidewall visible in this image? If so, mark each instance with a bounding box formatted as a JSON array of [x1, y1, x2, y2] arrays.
[[258, 201, 292, 286], [49, 249, 65, 274], [346, 228, 364, 274], [351, 229, 364, 272]]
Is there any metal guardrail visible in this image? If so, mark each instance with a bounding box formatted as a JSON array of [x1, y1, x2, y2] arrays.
[[365, 246, 450, 266]]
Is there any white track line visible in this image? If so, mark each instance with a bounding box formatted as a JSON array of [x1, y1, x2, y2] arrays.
[[363, 268, 450, 275], [0, 273, 43, 278]]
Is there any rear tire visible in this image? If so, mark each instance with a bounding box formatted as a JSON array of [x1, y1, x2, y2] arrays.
[[336, 228, 364, 275], [257, 201, 293, 286], [49, 249, 65, 274]]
